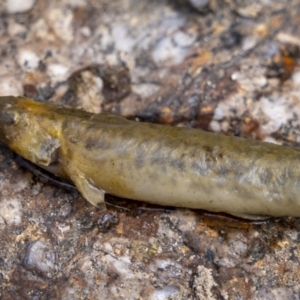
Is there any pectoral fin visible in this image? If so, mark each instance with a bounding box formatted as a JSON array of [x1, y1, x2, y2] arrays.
[[71, 173, 106, 209]]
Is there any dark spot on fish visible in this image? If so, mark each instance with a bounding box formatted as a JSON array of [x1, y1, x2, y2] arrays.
[[203, 145, 213, 153], [135, 157, 144, 169], [149, 156, 167, 173], [217, 164, 230, 176], [225, 157, 247, 182], [150, 155, 165, 166], [150, 141, 166, 166], [295, 176, 300, 189], [192, 156, 213, 176], [135, 143, 146, 169], [85, 137, 95, 149], [286, 166, 294, 179], [69, 136, 79, 144], [85, 135, 110, 150], [170, 157, 185, 172], [259, 168, 273, 185], [275, 167, 292, 186]]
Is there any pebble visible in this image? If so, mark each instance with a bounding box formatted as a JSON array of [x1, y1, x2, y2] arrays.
[[292, 71, 300, 86], [22, 240, 56, 278], [173, 30, 196, 48], [188, 0, 210, 11], [132, 83, 160, 98], [112, 25, 135, 53], [152, 36, 187, 66], [6, 0, 35, 13], [18, 49, 40, 70], [47, 63, 69, 83]]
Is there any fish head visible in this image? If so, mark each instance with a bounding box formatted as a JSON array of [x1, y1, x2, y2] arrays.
[[0, 96, 61, 166]]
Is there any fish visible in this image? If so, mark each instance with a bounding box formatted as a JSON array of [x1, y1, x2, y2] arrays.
[[1, 96, 300, 219]]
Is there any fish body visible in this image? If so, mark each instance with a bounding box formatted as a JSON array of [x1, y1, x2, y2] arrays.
[[1, 96, 300, 219]]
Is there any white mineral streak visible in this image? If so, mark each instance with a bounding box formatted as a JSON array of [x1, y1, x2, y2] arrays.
[[214, 233, 248, 268], [152, 36, 188, 66], [112, 25, 135, 53], [0, 76, 24, 96], [253, 95, 293, 135], [132, 83, 160, 98], [47, 8, 74, 43], [75, 70, 104, 113], [193, 266, 218, 300], [255, 287, 295, 300], [151, 286, 180, 300], [47, 64, 70, 83], [292, 70, 300, 85], [0, 196, 22, 227], [173, 29, 197, 47]]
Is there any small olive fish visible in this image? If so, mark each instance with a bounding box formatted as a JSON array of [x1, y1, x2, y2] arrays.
[[1, 96, 300, 219]]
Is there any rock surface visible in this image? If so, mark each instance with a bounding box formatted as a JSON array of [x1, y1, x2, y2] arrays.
[[1, 0, 300, 299]]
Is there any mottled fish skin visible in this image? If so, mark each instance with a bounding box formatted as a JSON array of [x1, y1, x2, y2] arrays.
[[1, 96, 300, 219]]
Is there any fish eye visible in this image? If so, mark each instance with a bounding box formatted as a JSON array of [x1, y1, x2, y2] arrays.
[[0, 107, 19, 124]]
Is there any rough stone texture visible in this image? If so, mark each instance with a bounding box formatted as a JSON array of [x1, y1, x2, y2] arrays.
[[1, 0, 300, 299]]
